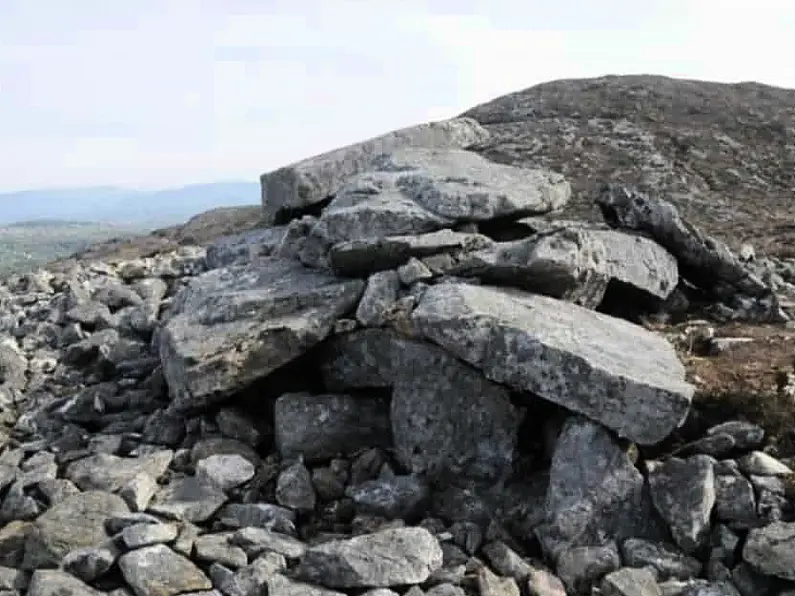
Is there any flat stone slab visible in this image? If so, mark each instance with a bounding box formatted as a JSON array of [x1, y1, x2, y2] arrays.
[[159, 258, 364, 411], [329, 230, 493, 278], [411, 282, 694, 445], [261, 117, 490, 224], [450, 227, 678, 307], [299, 148, 570, 265]]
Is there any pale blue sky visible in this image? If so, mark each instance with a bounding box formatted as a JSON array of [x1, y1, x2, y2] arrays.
[[1, 0, 794, 191]]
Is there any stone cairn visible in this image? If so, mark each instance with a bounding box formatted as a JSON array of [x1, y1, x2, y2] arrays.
[[2, 117, 795, 596]]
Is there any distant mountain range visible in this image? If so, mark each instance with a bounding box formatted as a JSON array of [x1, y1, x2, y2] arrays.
[[0, 181, 261, 227]]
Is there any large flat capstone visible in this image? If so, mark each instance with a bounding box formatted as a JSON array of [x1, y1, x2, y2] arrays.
[[411, 282, 694, 445], [295, 148, 571, 269], [260, 117, 491, 224], [159, 258, 364, 411]]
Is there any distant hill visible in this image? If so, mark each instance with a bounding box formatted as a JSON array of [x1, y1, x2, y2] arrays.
[[0, 181, 260, 227]]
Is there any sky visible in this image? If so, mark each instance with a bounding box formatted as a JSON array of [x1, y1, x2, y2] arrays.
[[1, 0, 794, 192]]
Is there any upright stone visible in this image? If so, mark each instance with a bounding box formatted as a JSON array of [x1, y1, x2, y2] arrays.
[[536, 417, 664, 560]]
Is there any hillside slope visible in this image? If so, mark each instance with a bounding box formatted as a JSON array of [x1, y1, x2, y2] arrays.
[[0, 220, 146, 275], [0, 181, 260, 227], [461, 74, 795, 254]]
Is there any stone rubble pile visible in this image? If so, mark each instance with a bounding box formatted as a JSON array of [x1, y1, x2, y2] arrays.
[[1, 117, 795, 596]]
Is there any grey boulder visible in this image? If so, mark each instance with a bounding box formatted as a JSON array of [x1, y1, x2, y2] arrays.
[[449, 227, 677, 307], [596, 184, 769, 299], [536, 417, 664, 560], [295, 527, 443, 588], [742, 521, 795, 580], [411, 282, 694, 445], [159, 258, 364, 411], [261, 117, 491, 224]]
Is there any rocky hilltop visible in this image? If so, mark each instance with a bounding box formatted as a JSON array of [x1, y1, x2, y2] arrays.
[[462, 75, 795, 255], [2, 76, 795, 596]]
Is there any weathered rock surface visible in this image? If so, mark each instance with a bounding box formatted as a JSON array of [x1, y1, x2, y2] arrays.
[[647, 456, 716, 555], [411, 282, 694, 444], [448, 226, 678, 307], [596, 184, 770, 302], [159, 258, 364, 411], [742, 521, 795, 580], [261, 117, 491, 224], [274, 392, 392, 462], [22, 491, 129, 569], [294, 147, 570, 269], [295, 527, 443, 588], [536, 418, 664, 560]]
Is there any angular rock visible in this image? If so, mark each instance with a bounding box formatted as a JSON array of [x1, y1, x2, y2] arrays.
[[230, 527, 307, 559], [267, 574, 346, 596], [647, 456, 716, 555], [119, 472, 159, 512], [398, 258, 434, 285], [64, 451, 173, 493], [27, 570, 104, 596], [195, 454, 256, 491], [738, 451, 792, 476], [295, 527, 443, 588], [389, 339, 519, 482], [477, 566, 521, 596], [536, 417, 663, 560], [159, 258, 364, 411], [147, 476, 228, 523], [274, 392, 392, 462], [322, 329, 519, 482], [220, 552, 286, 596], [61, 543, 119, 582], [706, 421, 764, 451], [742, 521, 795, 580], [596, 184, 769, 299], [556, 543, 621, 595], [330, 229, 493, 277], [260, 117, 491, 224], [194, 533, 248, 568], [275, 460, 316, 511], [215, 407, 264, 447], [216, 503, 296, 532], [22, 491, 129, 569], [355, 270, 400, 327], [412, 282, 694, 444], [120, 522, 179, 549], [345, 476, 430, 520], [714, 473, 756, 529], [300, 149, 570, 267], [620, 539, 702, 581], [450, 227, 677, 307], [0, 521, 33, 568], [601, 567, 662, 596], [118, 544, 212, 596], [526, 566, 568, 596], [450, 228, 609, 307]]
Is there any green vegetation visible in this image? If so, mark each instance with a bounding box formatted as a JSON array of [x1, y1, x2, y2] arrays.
[[0, 220, 145, 276]]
